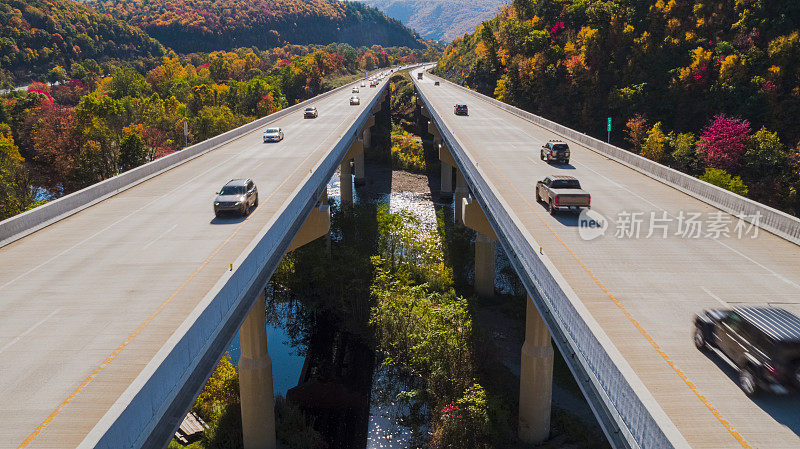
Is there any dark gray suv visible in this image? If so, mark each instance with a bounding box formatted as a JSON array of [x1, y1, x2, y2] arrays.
[[214, 179, 258, 217], [694, 307, 800, 396]]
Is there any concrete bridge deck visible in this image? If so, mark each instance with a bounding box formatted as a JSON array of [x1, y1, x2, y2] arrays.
[[413, 67, 800, 448], [0, 72, 392, 449]]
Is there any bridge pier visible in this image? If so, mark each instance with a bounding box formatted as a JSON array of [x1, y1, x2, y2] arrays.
[[362, 116, 375, 150], [288, 198, 330, 252], [438, 143, 454, 195], [340, 160, 353, 207], [428, 121, 442, 147], [519, 295, 553, 444], [454, 171, 468, 225], [462, 195, 497, 298], [239, 291, 277, 449]]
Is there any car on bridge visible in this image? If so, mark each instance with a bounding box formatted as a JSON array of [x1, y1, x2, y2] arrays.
[[352, 87, 359, 93], [454, 104, 469, 115], [304, 107, 318, 119], [535, 175, 591, 215], [262, 127, 284, 143], [541, 140, 571, 164], [434, 81, 440, 86], [694, 307, 800, 397], [417, 72, 423, 80], [350, 96, 360, 106], [213, 179, 258, 217]]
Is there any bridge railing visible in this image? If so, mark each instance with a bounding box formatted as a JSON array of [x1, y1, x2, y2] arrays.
[[426, 71, 800, 247], [415, 72, 690, 449]]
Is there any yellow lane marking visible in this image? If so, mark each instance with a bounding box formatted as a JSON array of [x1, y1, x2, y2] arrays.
[[16, 94, 364, 448], [442, 102, 752, 448]]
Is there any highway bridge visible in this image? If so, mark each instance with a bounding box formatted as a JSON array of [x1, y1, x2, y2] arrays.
[[0, 67, 398, 449], [1, 62, 798, 449], [413, 66, 800, 449]]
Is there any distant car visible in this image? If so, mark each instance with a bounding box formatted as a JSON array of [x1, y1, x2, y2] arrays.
[[694, 307, 800, 397], [263, 127, 284, 142], [434, 81, 440, 86], [304, 107, 318, 119], [370, 82, 377, 88], [454, 104, 469, 115], [541, 140, 571, 164], [352, 87, 360, 93], [535, 175, 591, 215], [361, 82, 366, 87], [417, 72, 423, 80], [214, 179, 258, 217], [350, 96, 360, 105]]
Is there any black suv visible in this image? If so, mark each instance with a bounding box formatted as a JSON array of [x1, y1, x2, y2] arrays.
[[541, 140, 570, 164], [694, 307, 800, 397], [454, 104, 468, 116]]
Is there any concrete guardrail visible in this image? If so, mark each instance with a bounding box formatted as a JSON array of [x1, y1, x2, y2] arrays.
[[425, 70, 800, 247]]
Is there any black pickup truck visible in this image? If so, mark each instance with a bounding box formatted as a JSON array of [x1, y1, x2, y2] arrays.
[[694, 307, 800, 397]]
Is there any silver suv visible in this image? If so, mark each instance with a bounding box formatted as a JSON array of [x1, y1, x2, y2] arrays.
[[214, 179, 258, 217]]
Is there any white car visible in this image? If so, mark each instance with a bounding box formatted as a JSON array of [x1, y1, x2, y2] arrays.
[[352, 87, 360, 93], [263, 127, 284, 142], [350, 96, 361, 106], [361, 82, 366, 87]]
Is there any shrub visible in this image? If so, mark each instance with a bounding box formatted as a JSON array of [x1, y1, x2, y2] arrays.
[[430, 384, 491, 449], [699, 168, 749, 197], [390, 130, 425, 172]]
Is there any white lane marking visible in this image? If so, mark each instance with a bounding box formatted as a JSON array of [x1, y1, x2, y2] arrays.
[[142, 224, 178, 249], [701, 287, 729, 307], [714, 239, 800, 291], [572, 160, 800, 291], [0, 308, 61, 355]]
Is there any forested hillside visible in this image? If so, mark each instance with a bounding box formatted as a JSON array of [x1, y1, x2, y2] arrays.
[[354, 0, 505, 41], [85, 0, 427, 52], [0, 0, 164, 84], [0, 44, 434, 220], [435, 0, 800, 216]]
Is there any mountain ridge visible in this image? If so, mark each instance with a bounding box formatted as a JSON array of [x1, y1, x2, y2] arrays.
[[352, 0, 506, 41], [83, 0, 428, 52]]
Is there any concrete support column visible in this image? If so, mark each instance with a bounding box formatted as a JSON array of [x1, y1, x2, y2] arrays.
[[439, 143, 456, 195], [340, 160, 353, 207], [440, 161, 452, 194], [362, 128, 371, 150], [354, 146, 365, 184], [454, 171, 467, 225], [518, 296, 554, 444], [239, 291, 276, 449], [474, 233, 495, 298]]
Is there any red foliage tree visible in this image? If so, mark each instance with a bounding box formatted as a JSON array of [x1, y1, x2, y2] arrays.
[[697, 114, 752, 171]]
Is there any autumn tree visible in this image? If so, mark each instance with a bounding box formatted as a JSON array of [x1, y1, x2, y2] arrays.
[[625, 114, 648, 154], [641, 122, 665, 162], [119, 131, 147, 172], [0, 124, 31, 220], [697, 115, 751, 172]]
